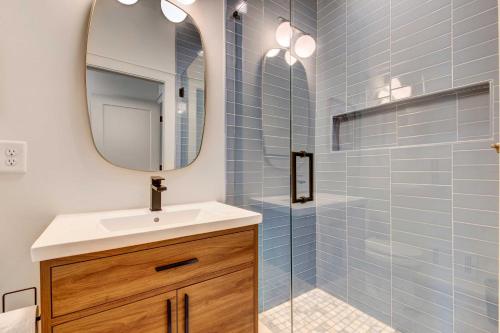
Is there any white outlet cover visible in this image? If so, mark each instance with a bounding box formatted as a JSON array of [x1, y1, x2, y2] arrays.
[[0, 140, 27, 173]]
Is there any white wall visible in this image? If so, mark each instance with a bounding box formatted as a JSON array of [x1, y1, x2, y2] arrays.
[[0, 0, 225, 305]]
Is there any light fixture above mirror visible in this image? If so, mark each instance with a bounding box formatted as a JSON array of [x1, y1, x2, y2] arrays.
[[161, 0, 187, 23], [294, 34, 316, 58], [275, 21, 293, 48], [117, 0, 139, 4], [116, 0, 193, 23]]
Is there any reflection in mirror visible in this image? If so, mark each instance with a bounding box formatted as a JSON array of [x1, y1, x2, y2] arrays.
[[86, 0, 205, 171]]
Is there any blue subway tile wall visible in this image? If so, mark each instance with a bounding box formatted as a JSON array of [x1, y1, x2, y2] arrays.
[[346, 0, 391, 111], [453, 140, 499, 333], [391, 144, 453, 333], [347, 148, 392, 324], [453, 0, 499, 87], [226, 0, 318, 313], [391, 0, 453, 95], [226, 0, 266, 312], [316, 152, 348, 300], [317, 0, 499, 332], [315, 0, 348, 305]]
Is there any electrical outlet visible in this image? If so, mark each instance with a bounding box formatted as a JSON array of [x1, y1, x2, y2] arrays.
[[0, 141, 27, 173], [5, 148, 17, 156], [5, 158, 17, 166]]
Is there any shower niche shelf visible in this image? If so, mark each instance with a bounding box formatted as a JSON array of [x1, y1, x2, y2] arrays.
[[332, 80, 492, 151]]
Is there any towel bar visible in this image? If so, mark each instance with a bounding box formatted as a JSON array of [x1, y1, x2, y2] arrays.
[[2, 287, 41, 322]]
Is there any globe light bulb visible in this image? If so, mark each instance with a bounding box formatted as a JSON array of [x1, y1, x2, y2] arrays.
[[294, 34, 316, 58], [177, 0, 196, 4], [117, 0, 139, 4], [275, 21, 293, 48], [161, 0, 187, 23]]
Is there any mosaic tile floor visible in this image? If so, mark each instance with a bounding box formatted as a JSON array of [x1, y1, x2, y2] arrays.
[[260, 289, 399, 333]]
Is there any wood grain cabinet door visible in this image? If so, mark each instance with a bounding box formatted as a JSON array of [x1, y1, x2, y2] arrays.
[[178, 268, 255, 333], [53, 291, 177, 333]]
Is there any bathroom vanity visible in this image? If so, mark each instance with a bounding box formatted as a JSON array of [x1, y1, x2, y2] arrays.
[[32, 202, 261, 333]]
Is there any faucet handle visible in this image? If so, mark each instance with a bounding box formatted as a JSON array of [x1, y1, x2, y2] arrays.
[[151, 176, 165, 184], [151, 176, 165, 186]]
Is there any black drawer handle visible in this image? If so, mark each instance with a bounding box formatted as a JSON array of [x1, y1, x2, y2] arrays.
[[184, 294, 189, 333], [155, 258, 199, 272], [167, 299, 172, 333]]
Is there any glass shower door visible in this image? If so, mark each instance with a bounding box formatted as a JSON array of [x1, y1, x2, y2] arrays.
[[289, 1, 500, 333]]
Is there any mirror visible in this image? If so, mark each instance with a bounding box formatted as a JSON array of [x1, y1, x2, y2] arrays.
[[86, 0, 205, 171]]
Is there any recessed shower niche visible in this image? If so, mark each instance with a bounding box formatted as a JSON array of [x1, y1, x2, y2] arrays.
[[332, 81, 493, 151]]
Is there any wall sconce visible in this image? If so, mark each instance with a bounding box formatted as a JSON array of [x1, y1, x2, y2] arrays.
[[274, 18, 316, 61]]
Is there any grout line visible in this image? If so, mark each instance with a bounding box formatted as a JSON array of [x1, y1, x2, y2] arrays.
[[389, 146, 394, 328], [451, 144, 456, 332]]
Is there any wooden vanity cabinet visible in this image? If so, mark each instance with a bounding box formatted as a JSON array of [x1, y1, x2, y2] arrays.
[[40, 225, 258, 333]]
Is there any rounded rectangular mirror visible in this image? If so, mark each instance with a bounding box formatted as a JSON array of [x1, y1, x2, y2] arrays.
[[86, 0, 205, 171]]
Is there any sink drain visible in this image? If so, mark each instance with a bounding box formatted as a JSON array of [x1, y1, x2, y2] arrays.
[[153, 217, 160, 223]]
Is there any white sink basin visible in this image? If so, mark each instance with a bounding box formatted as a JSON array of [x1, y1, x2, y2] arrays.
[[100, 208, 204, 232], [31, 201, 262, 262]]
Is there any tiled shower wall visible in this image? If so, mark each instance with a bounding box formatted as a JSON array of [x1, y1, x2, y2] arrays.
[[225, 0, 317, 312], [316, 1, 500, 333]]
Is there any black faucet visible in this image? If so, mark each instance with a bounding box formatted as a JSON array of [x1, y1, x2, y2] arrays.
[[150, 176, 167, 211]]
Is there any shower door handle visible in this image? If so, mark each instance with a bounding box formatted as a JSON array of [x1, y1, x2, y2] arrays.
[[291, 151, 314, 204]]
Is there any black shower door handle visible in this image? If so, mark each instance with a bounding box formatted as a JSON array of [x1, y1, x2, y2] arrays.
[[291, 151, 314, 204]]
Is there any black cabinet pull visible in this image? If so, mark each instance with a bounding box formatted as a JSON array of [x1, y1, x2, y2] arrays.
[[167, 299, 172, 333], [291, 151, 314, 204], [155, 258, 199, 272], [184, 294, 189, 333]]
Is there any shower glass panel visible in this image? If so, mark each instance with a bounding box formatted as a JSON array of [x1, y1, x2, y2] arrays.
[[225, 0, 293, 332], [292, 0, 499, 332]]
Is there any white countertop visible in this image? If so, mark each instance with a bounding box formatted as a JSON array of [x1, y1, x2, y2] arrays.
[[31, 201, 262, 262]]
